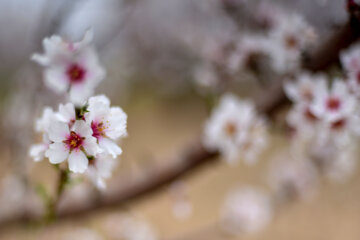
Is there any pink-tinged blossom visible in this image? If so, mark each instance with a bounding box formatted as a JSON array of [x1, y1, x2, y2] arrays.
[[85, 95, 127, 158], [203, 94, 267, 165], [310, 79, 356, 123], [85, 153, 118, 190], [31, 30, 105, 105], [220, 187, 272, 235], [45, 120, 101, 173]]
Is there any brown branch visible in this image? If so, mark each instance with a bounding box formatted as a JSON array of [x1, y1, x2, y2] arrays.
[[1, 13, 360, 231]]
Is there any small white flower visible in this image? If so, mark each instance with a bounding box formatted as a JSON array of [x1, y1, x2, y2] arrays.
[[284, 72, 327, 104], [267, 14, 316, 73], [85, 153, 118, 189], [203, 94, 267, 164], [85, 95, 127, 158], [31, 30, 105, 105], [310, 79, 356, 123], [220, 187, 272, 235], [45, 120, 101, 173]]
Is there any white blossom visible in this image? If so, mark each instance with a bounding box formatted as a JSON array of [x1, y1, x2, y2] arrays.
[[203, 94, 267, 165], [45, 120, 101, 173], [310, 79, 356, 123], [266, 14, 316, 73], [220, 187, 272, 235], [85, 95, 127, 158], [31, 30, 105, 105]]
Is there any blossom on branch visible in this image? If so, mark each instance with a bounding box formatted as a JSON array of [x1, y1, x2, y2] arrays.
[[203, 93, 267, 165], [220, 187, 273, 235], [31, 30, 105, 105]]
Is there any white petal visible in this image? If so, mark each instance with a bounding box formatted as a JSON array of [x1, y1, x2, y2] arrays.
[[48, 121, 69, 142], [73, 120, 92, 138], [68, 150, 88, 173], [29, 144, 47, 162], [83, 136, 102, 156], [106, 107, 128, 140], [99, 138, 122, 158], [31, 53, 50, 66], [69, 82, 94, 106], [44, 67, 69, 94], [57, 103, 76, 123], [45, 142, 69, 164]]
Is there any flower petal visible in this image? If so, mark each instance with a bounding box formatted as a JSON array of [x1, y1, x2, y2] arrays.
[[29, 144, 47, 162], [83, 136, 102, 156], [99, 138, 122, 158], [45, 142, 69, 164], [73, 120, 92, 138], [48, 121, 69, 142], [68, 150, 88, 173]]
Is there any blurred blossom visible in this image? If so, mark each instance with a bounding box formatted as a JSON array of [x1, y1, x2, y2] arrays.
[[269, 152, 318, 202], [62, 228, 103, 240], [309, 139, 358, 183], [102, 213, 158, 240], [169, 181, 193, 220], [85, 153, 118, 190], [32, 30, 105, 105], [220, 187, 273, 235], [254, 1, 286, 30], [203, 93, 268, 165], [341, 43, 360, 97], [266, 13, 317, 73]]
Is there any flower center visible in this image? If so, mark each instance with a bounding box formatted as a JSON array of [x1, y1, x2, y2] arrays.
[[326, 97, 341, 111], [66, 64, 86, 83], [224, 122, 237, 137], [91, 121, 106, 139], [64, 131, 84, 150], [285, 35, 298, 49], [301, 87, 313, 101]]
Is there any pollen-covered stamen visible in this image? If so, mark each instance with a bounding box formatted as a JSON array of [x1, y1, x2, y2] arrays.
[[64, 131, 84, 150], [224, 122, 237, 137], [91, 121, 107, 140], [66, 64, 86, 83], [326, 97, 341, 111]]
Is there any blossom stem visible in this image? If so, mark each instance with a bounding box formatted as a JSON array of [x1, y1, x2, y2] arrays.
[[45, 166, 69, 223]]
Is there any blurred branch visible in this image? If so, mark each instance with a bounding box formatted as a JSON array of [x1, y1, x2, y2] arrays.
[[1, 6, 360, 230]]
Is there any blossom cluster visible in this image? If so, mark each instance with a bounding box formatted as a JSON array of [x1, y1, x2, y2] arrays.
[[203, 94, 267, 165], [29, 31, 127, 189], [283, 42, 360, 183], [193, 6, 317, 89]]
